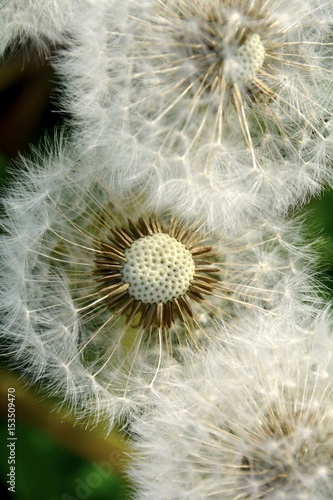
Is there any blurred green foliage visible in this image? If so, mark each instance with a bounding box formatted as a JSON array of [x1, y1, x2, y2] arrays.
[[303, 190, 333, 297], [0, 417, 130, 500]]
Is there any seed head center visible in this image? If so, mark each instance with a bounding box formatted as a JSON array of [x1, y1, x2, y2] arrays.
[[121, 233, 195, 304], [224, 33, 265, 85]]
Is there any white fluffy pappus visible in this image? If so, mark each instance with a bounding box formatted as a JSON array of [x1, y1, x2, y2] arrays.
[[128, 309, 333, 499], [0, 137, 319, 427], [0, 0, 83, 56], [132, 131, 333, 229], [55, 0, 333, 216]]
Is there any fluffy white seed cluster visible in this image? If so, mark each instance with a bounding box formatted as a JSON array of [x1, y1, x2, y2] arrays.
[[51, 0, 333, 225], [122, 234, 195, 304], [0, 141, 317, 428], [224, 33, 265, 85], [128, 311, 333, 499]]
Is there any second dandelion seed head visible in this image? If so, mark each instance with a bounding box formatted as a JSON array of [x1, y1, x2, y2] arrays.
[[223, 33, 265, 86], [174, 3, 267, 91]]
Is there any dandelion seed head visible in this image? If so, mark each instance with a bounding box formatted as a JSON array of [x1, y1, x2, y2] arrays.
[[129, 0, 277, 124], [0, 138, 321, 426], [122, 233, 195, 304], [94, 214, 218, 329], [128, 312, 333, 499], [163, 1, 268, 96], [99, 0, 331, 142], [51, 0, 333, 221], [240, 406, 333, 498], [223, 33, 265, 85]]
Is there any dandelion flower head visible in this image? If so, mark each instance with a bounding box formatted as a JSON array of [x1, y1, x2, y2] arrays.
[[128, 311, 333, 499]]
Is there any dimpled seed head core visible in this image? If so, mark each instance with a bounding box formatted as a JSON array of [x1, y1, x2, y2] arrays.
[[224, 33, 265, 85], [121, 233, 196, 304]]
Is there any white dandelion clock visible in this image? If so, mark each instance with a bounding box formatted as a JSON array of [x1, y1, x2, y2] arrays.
[[128, 310, 333, 499], [121, 0, 333, 157], [52, 0, 333, 222], [0, 137, 315, 426]]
